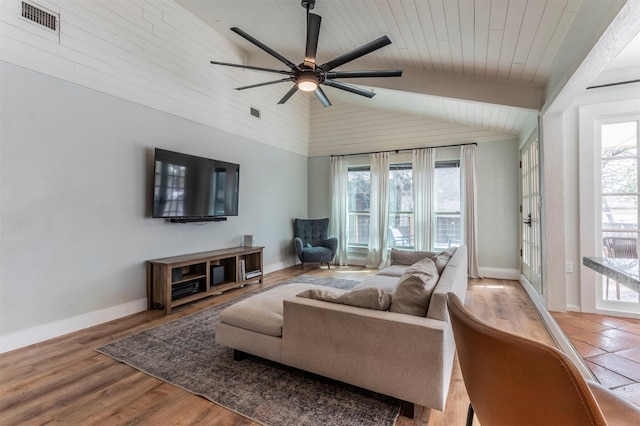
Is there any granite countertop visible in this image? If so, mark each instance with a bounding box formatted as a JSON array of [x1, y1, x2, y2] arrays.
[[583, 256, 640, 294]]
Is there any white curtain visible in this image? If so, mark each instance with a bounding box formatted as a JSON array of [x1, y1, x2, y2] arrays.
[[461, 145, 482, 278], [330, 156, 349, 265], [366, 152, 390, 268], [412, 148, 435, 251]]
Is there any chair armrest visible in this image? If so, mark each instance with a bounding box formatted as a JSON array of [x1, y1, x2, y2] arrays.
[[293, 237, 304, 258], [319, 237, 338, 256]]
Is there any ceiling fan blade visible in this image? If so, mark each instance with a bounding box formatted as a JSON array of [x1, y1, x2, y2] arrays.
[[277, 85, 299, 104], [325, 70, 403, 79], [323, 80, 375, 98], [314, 87, 331, 107], [210, 61, 291, 75], [230, 27, 299, 70], [319, 35, 392, 72], [304, 13, 322, 68], [236, 78, 292, 90]]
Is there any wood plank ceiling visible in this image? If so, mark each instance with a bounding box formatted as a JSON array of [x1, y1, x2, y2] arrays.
[[176, 0, 627, 139]]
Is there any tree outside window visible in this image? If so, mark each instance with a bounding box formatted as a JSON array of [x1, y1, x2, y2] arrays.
[[600, 120, 639, 303]]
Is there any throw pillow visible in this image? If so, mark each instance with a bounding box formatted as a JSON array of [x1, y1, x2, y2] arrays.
[[430, 247, 457, 274], [297, 287, 392, 311], [390, 248, 436, 265], [390, 257, 440, 316]]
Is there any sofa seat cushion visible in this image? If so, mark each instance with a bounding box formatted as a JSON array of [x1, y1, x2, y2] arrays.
[[390, 257, 440, 316], [376, 264, 410, 278], [220, 283, 343, 337], [352, 274, 399, 292], [301, 246, 333, 262]]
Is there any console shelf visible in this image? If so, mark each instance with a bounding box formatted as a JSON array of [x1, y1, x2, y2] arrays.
[[146, 246, 264, 314]]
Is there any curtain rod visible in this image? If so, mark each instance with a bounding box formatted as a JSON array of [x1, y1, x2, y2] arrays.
[[587, 79, 640, 90], [330, 142, 477, 158]]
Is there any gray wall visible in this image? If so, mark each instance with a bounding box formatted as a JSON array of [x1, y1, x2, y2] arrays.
[[0, 62, 307, 337], [308, 140, 520, 274], [308, 156, 331, 219], [475, 140, 520, 271]]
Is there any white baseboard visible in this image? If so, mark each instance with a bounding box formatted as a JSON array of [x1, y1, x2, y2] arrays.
[[346, 257, 367, 267], [0, 261, 295, 354], [264, 260, 296, 274], [478, 267, 520, 280], [0, 298, 147, 354], [567, 304, 582, 312]]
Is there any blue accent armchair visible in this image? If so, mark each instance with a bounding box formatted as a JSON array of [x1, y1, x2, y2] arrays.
[[293, 218, 338, 269]]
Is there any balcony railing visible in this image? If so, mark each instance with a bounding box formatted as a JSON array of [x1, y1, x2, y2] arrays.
[[348, 211, 461, 249]]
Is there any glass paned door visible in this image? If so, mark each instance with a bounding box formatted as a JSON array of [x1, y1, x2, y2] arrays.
[[521, 135, 542, 293], [599, 119, 640, 308]]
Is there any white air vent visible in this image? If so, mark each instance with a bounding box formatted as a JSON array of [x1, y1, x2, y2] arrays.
[[250, 107, 261, 119], [21, 1, 58, 32]]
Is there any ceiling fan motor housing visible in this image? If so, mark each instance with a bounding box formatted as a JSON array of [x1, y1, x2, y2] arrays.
[[211, 0, 402, 106], [294, 66, 323, 91], [301, 0, 316, 10]]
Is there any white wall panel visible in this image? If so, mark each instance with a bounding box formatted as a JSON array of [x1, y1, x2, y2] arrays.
[[309, 101, 517, 157], [0, 0, 310, 156]]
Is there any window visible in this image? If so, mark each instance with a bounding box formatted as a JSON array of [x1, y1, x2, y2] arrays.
[[348, 167, 370, 245], [600, 119, 639, 303], [347, 160, 461, 250], [388, 164, 414, 247], [434, 161, 461, 249]]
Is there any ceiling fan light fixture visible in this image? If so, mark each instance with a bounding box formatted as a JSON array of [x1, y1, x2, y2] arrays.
[[211, 0, 402, 106], [297, 77, 318, 92]]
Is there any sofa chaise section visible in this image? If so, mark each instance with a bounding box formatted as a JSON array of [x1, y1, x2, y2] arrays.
[[215, 245, 468, 412]]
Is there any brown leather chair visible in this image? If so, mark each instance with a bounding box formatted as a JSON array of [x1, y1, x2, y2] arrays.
[[446, 292, 640, 426]]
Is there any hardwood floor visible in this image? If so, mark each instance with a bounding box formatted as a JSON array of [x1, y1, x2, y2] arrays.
[[0, 266, 554, 425], [552, 311, 640, 407]]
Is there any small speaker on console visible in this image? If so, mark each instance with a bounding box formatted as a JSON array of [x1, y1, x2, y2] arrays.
[[242, 235, 254, 247]]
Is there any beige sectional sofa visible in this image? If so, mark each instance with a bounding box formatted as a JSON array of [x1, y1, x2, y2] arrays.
[[216, 245, 468, 412]]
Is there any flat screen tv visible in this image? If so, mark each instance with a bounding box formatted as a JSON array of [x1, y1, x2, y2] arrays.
[[153, 148, 239, 220]]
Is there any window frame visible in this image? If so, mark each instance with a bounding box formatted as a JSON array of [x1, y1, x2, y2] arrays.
[[346, 158, 462, 251]]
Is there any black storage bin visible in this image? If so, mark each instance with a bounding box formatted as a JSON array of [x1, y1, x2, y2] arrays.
[[172, 267, 183, 282], [211, 265, 225, 286]]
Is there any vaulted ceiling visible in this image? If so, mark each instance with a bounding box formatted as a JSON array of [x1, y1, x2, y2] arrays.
[[177, 0, 631, 138]]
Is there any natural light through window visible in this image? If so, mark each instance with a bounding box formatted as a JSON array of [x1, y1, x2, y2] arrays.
[[600, 120, 640, 303], [346, 161, 461, 250]]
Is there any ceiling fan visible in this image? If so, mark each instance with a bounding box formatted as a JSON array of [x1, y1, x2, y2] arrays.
[[210, 0, 402, 107]]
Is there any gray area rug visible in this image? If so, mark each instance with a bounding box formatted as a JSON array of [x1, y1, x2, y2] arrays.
[[97, 275, 401, 426]]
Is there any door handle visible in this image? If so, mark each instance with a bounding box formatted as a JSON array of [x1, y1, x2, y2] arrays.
[[524, 213, 532, 227]]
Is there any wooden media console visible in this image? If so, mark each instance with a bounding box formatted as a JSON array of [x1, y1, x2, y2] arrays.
[[147, 246, 264, 314]]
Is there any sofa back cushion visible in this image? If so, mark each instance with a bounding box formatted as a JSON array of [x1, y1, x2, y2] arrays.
[[389, 248, 436, 266], [432, 247, 457, 274], [390, 257, 440, 316], [427, 245, 468, 321]]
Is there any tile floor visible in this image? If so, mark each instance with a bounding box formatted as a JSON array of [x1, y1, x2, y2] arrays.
[[552, 311, 640, 407]]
